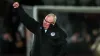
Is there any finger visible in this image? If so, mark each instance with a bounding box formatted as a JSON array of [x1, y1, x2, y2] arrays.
[[15, 4, 19, 8], [14, 5, 18, 8], [14, 7, 17, 8], [16, 5, 19, 7], [13, 2, 18, 6]]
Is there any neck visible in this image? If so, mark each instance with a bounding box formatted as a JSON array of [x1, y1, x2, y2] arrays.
[[44, 27, 48, 30]]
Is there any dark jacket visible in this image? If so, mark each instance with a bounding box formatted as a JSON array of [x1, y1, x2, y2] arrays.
[[17, 6, 67, 56]]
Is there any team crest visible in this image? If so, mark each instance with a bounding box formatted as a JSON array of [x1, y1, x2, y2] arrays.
[[51, 32, 55, 36]]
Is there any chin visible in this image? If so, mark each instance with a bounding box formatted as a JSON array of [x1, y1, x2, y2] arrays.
[[44, 27, 48, 29]]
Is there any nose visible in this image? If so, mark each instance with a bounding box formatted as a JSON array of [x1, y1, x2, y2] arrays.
[[45, 22, 50, 25], [45, 22, 49, 25]]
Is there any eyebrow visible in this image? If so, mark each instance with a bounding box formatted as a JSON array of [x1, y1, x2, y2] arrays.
[[44, 19, 54, 24]]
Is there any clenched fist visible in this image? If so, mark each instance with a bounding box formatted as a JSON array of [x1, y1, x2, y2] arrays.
[[13, 2, 19, 8]]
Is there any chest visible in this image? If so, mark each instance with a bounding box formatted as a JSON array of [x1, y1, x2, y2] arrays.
[[39, 26, 61, 39], [41, 29, 62, 46], [42, 29, 60, 39], [38, 26, 66, 45]]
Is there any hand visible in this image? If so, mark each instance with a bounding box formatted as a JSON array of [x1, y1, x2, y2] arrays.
[[13, 2, 19, 8], [3, 33, 12, 41]]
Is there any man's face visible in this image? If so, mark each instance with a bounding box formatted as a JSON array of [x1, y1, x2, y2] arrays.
[[43, 16, 54, 29]]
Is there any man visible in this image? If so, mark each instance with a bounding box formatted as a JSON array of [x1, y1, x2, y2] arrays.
[[13, 2, 67, 56]]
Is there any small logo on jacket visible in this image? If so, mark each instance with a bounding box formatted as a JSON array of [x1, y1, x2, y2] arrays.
[[51, 32, 55, 36]]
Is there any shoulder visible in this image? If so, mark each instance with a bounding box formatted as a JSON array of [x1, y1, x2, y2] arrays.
[[54, 24, 67, 37]]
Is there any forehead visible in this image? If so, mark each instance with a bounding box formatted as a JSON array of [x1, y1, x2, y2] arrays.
[[45, 15, 54, 21]]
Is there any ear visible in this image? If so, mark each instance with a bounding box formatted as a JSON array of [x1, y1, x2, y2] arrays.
[[52, 23, 55, 26]]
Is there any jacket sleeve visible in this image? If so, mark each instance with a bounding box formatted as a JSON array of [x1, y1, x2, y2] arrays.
[[17, 6, 39, 34]]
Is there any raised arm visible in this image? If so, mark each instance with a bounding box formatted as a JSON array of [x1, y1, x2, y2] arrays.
[[13, 2, 39, 34]]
